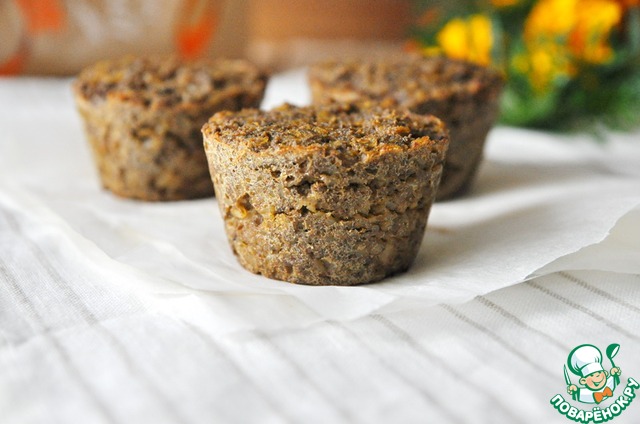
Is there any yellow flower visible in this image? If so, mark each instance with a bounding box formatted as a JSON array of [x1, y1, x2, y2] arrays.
[[517, 44, 575, 91], [569, 0, 622, 63], [525, 0, 578, 41], [520, 0, 622, 91], [436, 15, 494, 66]]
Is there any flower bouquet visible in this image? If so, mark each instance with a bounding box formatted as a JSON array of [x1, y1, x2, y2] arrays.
[[411, 0, 640, 130]]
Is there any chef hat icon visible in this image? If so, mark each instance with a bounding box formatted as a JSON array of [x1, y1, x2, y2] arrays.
[[568, 344, 605, 378]]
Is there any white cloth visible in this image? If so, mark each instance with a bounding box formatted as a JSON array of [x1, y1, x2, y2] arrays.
[[1, 72, 640, 424]]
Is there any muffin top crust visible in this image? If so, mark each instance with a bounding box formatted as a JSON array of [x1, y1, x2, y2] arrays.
[[309, 55, 503, 104], [202, 104, 449, 156], [73, 55, 266, 108]]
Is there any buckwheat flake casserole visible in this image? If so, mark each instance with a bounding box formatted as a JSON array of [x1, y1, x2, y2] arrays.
[[309, 55, 503, 200], [73, 55, 267, 201], [203, 104, 449, 286]]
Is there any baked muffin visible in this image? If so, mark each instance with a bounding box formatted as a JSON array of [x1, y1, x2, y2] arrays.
[[73, 56, 267, 201], [202, 104, 449, 286], [309, 55, 503, 200]]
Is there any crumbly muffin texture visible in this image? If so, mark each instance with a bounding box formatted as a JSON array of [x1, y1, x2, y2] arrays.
[[309, 55, 503, 200], [309, 55, 499, 105], [73, 55, 267, 201], [203, 104, 449, 286]]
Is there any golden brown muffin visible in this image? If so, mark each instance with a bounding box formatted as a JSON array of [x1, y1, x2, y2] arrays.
[[309, 55, 503, 200], [203, 104, 449, 286], [73, 55, 267, 201]]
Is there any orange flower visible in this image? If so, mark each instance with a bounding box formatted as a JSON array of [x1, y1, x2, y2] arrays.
[[569, 0, 622, 63]]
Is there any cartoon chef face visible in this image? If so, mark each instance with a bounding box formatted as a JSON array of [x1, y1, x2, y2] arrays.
[[568, 344, 608, 392], [580, 370, 609, 391]]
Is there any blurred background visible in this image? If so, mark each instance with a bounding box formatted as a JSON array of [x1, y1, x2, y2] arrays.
[[0, 0, 413, 74], [1, 0, 638, 130]]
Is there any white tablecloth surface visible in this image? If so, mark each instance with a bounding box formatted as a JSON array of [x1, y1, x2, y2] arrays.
[[1, 72, 640, 424]]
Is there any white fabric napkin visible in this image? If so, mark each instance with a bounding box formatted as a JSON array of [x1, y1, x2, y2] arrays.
[[1, 73, 639, 337], [2, 73, 640, 424]]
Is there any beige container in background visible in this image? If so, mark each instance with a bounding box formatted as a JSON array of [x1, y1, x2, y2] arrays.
[[1, 0, 412, 75], [246, 0, 413, 70]]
